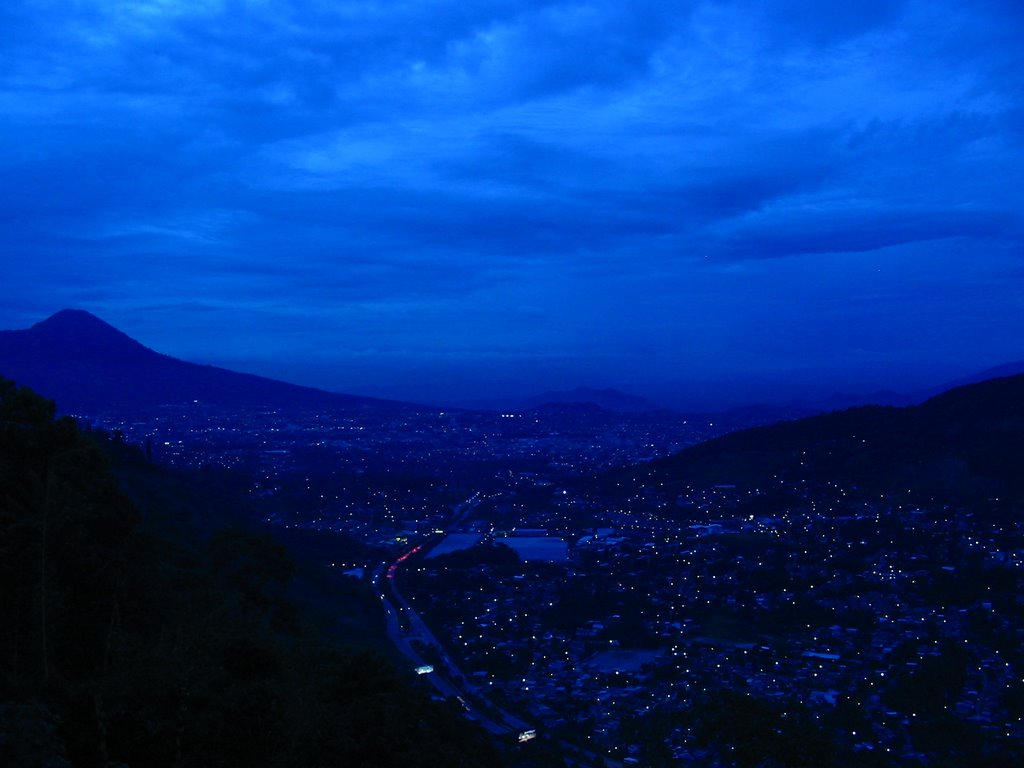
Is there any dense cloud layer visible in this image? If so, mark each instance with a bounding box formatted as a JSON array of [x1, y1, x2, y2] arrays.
[[2, 0, 1022, 405]]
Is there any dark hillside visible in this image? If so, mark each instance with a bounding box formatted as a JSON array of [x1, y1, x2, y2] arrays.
[[618, 374, 1024, 504], [0, 377, 499, 767]]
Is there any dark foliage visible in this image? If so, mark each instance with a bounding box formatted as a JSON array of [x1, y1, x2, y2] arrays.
[[0, 377, 499, 767], [693, 690, 836, 768]]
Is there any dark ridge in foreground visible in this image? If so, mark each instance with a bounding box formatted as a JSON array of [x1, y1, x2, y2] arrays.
[[0, 309, 416, 413], [619, 373, 1024, 504], [0, 376, 499, 767]]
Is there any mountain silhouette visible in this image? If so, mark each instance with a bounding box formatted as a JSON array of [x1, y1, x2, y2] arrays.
[[0, 309, 411, 412], [814, 360, 1024, 411], [525, 386, 658, 412], [619, 372, 1024, 504]]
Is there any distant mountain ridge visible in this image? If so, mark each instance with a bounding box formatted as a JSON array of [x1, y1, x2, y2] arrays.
[[815, 360, 1024, 410], [0, 309, 411, 412], [524, 386, 658, 412]]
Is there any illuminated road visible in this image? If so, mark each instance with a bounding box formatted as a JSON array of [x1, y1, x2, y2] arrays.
[[377, 497, 604, 768], [377, 494, 531, 737]]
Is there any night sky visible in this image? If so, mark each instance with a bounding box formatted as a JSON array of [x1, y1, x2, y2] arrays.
[[2, 1, 1022, 407]]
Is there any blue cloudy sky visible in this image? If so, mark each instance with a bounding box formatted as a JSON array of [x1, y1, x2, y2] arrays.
[[2, 0, 1022, 406]]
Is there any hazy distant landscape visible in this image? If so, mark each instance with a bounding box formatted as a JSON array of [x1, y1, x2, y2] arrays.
[[3, 312, 1024, 767]]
